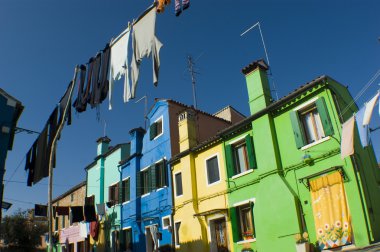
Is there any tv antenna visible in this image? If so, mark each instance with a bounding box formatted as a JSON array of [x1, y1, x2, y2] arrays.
[[241, 21, 279, 101], [135, 95, 148, 129], [187, 53, 203, 109]]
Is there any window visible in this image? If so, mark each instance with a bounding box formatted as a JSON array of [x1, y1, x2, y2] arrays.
[[70, 193, 74, 202], [174, 221, 181, 247], [290, 97, 334, 149], [108, 183, 119, 206], [122, 228, 133, 251], [175, 172, 183, 197], [141, 169, 150, 195], [61, 215, 65, 229], [150, 117, 163, 140], [122, 178, 130, 203], [237, 204, 255, 241], [162, 216, 171, 229], [206, 155, 220, 185], [112, 230, 120, 252], [155, 161, 167, 189], [226, 135, 256, 177], [55, 216, 58, 231]]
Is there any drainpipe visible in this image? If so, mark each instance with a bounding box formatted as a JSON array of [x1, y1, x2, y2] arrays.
[[118, 164, 123, 251], [169, 162, 176, 251]]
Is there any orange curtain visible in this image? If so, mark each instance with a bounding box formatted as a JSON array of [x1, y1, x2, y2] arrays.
[[310, 171, 352, 250]]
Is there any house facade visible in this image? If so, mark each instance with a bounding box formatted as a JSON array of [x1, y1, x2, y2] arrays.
[[0, 88, 23, 215], [118, 99, 234, 252], [85, 137, 130, 252], [51, 181, 87, 252]]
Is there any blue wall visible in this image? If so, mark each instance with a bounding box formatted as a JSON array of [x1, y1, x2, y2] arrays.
[[121, 101, 173, 251]]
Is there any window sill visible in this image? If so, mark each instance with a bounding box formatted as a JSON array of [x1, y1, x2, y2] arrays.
[[237, 238, 256, 244], [122, 201, 130, 205], [141, 193, 150, 198], [301, 136, 330, 151], [152, 132, 164, 141], [231, 169, 253, 180], [207, 180, 221, 187]]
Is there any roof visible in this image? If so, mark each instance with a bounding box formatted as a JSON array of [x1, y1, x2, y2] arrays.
[[84, 143, 129, 171], [170, 75, 331, 163], [52, 181, 86, 203], [149, 98, 232, 124]]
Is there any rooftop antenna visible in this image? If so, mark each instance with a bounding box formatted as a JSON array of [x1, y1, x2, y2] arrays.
[[135, 95, 148, 129], [241, 21, 279, 101], [103, 120, 107, 137], [187, 54, 203, 109]]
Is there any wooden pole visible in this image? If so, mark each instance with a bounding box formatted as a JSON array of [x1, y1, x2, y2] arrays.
[[48, 68, 77, 252]]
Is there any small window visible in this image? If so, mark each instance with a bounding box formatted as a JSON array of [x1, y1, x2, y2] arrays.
[[122, 178, 130, 203], [290, 97, 334, 149], [141, 169, 150, 195], [61, 215, 65, 229], [175, 221, 181, 247], [150, 117, 163, 140], [70, 193, 74, 202], [108, 183, 119, 206], [226, 135, 256, 177], [122, 228, 133, 251], [175, 172, 183, 197], [237, 204, 255, 241], [162, 216, 171, 229], [155, 161, 167, 189], [233, 141, 249, 174], [55, 216, 59, 231], [206, 156, 220, 185]]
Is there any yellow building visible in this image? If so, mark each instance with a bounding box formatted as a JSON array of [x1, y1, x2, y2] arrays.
[[170, 108, 244, 252]]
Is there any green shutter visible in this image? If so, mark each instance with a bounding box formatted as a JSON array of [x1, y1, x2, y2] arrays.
[[316, 97, 334, 136], [245, 135, 257, 169], [290, 111, 306, 149], [150, 165, 156, 191], [150, 122, 157, 140], [136, 171, 141, 197], [126, 179, 130, 202], [229, 207, 241, 242], [162, 160, 168, 187], [225, 144, 234, 177]]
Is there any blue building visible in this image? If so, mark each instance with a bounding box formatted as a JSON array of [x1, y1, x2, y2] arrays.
[[119, 99, 234, 251], [0, 88, 23, 215]]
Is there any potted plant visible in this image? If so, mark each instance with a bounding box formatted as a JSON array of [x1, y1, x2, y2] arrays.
[[243, 230, 254, 240], [295, 232, 310, 252]]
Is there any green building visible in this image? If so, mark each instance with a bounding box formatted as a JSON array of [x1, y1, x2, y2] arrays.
[[222, 59, 380, 252]]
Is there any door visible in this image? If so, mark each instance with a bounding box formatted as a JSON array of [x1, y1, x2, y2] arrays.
[[145, 227, 154, 252], [211, 218, 229, 252]]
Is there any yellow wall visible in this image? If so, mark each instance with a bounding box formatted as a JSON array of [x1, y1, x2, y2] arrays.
[[173, 144, 234, 251]]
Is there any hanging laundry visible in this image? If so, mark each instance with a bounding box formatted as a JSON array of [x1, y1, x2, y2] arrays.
[[363, 92, 379, 126], [150, 225, 159, 250], [175, 0, 190, 16], [156, 0, 171, 13], [84, 205, 97, 222], [109, 29, 131, 109], [96, 203, 106, 215], [341, 116, 355, 159], [89, 53, 102, 108], [79, 222, 89, 238], [70, 206, 84, 223], [90, 221, 99, 240], [47, 107, 58, 168], [73, 65, 89, 113], [35, 204, 48, 217], [98, 44, 110, 104], [33, 125, 49, 184], [59, 81, 75, 126], [56, 206, 70, 216], [356, 107, 370, 148], [130, 7, 163, 100]]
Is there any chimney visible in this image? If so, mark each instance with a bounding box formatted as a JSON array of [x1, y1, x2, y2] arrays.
[[129, 127, 145, 156], [178, 109, 197, 152], [96, 136, 111, 156], [241, 59, 271, 115]]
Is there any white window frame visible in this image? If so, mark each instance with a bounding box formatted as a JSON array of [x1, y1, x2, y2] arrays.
[[108, 181, 120, 206], [174, 171, 183, 198], [154, 158, 167, 190], [162, 215, 171, 230], [174, 220, 181, 248], [153, 115, 164, 140], [122, 177, 131, 204], [233, 198, 256, 243], [140, 166, 150, 197], [205, 154, 221, 186], [122, 226, 133, 250], [145, 224, 160, 248]]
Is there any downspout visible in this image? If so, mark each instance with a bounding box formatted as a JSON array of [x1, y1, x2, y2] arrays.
[[118, 164, 123, 251], [169, 162, 176, 251]]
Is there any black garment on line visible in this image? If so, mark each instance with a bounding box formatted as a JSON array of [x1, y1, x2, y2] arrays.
[[56, 206, 70, 216], [73, 64, 88, 113], [89, 53, 102, 108], [35, 204, 48, 217], [47, 107, 58, 168], [33, 125, 48, 184], [99, 44, 110, 103], [84, 205, 97, 222], [70, 206, 84, 223]]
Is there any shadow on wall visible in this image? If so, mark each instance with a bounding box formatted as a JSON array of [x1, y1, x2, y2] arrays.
[[175, 239, 212, 252]]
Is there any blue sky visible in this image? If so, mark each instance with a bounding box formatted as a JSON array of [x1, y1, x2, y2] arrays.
[[1, 0, 379, 215]]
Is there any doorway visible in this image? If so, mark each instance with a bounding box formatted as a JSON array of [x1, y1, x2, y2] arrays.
[[210, 218, 229, 252]]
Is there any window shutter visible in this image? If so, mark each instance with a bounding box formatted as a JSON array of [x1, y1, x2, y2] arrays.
[[136, 171, 141, 197], [290, 111, 306, 149], [126, 179, 130, 202], [115, 184, 120, 204], [245, 135, 257, 169], [150, 122, 157, 140], [316, 97, 334, 136], [108, 186, 113, 202], [150, 165, 157, 191], [225, 144, 234, 177], [163, 160, 168, 187], [229, 207, 241, 242]]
